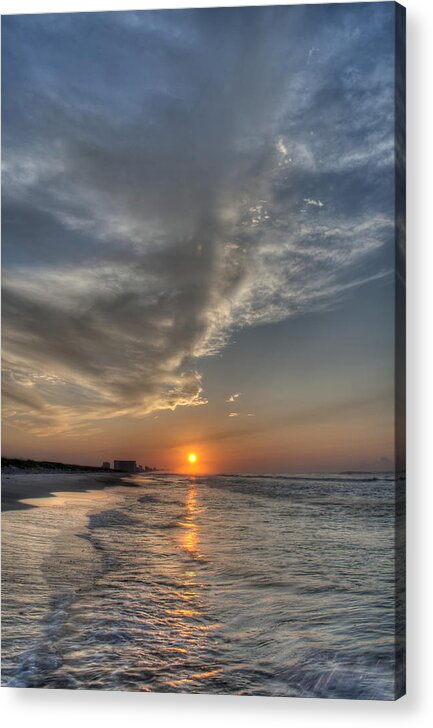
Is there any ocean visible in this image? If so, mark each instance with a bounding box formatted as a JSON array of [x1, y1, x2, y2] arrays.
[[1, 472, 403, 699]]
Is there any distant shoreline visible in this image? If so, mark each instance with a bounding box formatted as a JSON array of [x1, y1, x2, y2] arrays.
[[2, 457, 110, 474]]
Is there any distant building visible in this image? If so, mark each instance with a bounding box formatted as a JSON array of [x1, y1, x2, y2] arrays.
[[134, 463, 156, 473], [113, 460, 137, 473], [101, 461, 111, 470]]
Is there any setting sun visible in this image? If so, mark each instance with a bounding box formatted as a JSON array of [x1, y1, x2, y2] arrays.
[[188, 453, 197, 464]]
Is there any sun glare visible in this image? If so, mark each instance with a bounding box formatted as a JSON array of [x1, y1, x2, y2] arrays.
[[188, 453, 197, 464]]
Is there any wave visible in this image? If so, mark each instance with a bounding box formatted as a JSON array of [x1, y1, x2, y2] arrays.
[[214, 473, 395, 484]]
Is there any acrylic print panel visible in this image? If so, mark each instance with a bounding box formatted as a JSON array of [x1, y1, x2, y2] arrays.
[[1, 2, 406, 700]]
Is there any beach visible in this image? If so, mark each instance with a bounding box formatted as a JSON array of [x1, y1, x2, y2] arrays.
[[1, 470, 127, 511]]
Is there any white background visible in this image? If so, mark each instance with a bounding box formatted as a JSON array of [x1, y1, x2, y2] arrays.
[[1, 0, 432, 725]]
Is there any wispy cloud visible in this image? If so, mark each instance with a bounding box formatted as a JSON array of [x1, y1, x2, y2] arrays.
[[303, 198, 324, 208], [226, 393, 241, 403]]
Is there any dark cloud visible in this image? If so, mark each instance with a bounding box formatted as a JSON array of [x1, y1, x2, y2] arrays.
[[2, 4, 396, 433]]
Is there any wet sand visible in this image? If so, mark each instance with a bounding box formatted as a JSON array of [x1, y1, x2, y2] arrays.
[[1, 471, 126, 511]]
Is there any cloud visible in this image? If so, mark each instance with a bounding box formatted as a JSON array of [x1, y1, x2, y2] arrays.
[[304, 198, 324, 208], [2, 5, 396, 434], [307, 46, 320, 63], [226, 393, 241, 403]]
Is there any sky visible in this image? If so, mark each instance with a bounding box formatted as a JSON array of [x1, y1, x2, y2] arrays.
[[2, 3, 398, 473]]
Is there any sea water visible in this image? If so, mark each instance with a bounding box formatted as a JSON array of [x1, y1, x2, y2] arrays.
[[1, 473, 403, 699]]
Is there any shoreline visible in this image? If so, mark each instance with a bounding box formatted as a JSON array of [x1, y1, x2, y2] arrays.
[[1, 471, 127, 512]]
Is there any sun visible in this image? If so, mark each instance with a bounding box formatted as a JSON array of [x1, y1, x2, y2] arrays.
[[188, 452, 197, 464]]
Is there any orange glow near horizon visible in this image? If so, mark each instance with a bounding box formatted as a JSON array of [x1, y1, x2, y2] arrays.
[[4, 406, 394, 476], [173, 448, 215, 474]]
